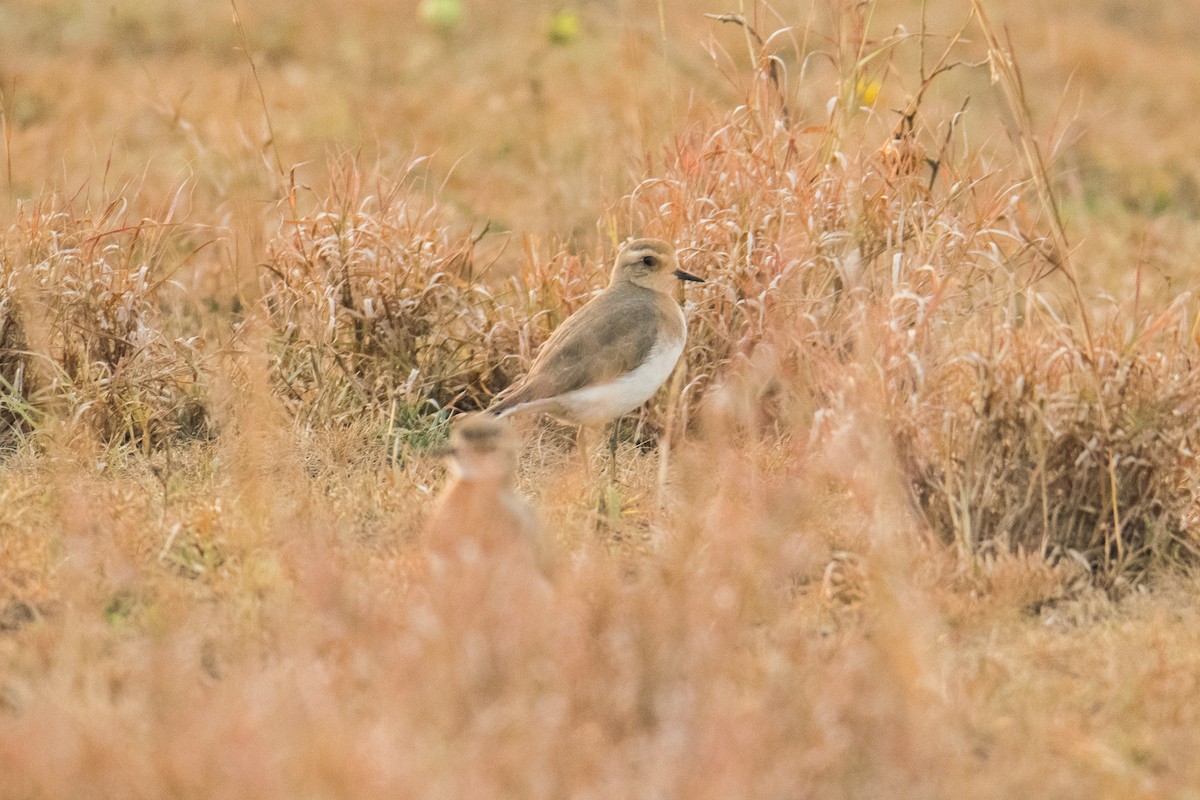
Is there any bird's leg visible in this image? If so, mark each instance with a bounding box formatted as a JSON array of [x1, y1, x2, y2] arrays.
[[607, 417, 620, 485], [592, 419, 626, 528], [575, 425, 592, 478]]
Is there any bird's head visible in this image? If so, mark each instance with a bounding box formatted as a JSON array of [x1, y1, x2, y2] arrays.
[[611, 238, 704, 292], [439, 413, 521, 481]]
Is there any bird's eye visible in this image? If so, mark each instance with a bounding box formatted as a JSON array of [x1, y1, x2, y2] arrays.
[[642, 255, 657, 267]]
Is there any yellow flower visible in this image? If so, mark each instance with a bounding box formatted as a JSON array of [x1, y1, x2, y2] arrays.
[[855, 77, 881, 107], [419, 0, 463, 31], [549, 9, 581, 45]]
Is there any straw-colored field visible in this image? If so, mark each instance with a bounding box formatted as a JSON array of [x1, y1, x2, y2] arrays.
[[4, 1, 1200, 796]]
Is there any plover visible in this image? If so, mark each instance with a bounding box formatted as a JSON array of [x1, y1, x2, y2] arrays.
[[425, 413, 551, 576], [489, 238, 702, 466]]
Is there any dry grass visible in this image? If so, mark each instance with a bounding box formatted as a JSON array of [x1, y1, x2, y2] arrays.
[[0, 194, 207, 449], [5, 0, 1200, 796], [260, 156, 519, 423], [905, 309, 1200, 583]]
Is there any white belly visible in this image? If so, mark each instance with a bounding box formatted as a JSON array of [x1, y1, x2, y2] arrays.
[[555, 333, 685, 425]]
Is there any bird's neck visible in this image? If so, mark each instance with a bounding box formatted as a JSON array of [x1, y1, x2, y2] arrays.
[[611, 275, 666, 295], [450, 464, 516, 487]]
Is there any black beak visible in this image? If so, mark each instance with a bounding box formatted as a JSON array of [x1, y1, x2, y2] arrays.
[[674, 268, 704, 283]]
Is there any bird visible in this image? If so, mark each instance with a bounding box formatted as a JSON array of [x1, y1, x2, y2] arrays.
[[425, 413, 551, 577], [488, 238, 703, 474]]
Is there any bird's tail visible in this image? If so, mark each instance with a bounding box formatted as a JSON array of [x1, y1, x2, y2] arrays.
[[488, 387, 555, 419], [486, 387, 523, 417]]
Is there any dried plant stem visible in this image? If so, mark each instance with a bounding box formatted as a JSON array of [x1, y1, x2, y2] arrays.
[[229, 0, 286, 180], [970, 0, 1095, 358]]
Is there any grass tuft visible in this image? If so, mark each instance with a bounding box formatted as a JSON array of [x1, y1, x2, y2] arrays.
[[0, 196, 207, 450], [259, 156, 526, 427]]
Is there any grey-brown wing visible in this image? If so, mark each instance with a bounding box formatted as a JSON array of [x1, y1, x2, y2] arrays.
[[490, 291, 659, 412]]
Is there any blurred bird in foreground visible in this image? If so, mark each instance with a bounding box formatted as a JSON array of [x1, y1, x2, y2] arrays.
[[425, 413, 552, 579]]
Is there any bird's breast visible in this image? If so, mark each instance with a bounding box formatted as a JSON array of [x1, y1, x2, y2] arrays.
[[553, 317, 687, 426]]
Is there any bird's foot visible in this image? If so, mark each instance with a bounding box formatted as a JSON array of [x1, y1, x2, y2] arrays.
[[594, 482, 625, 530]]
